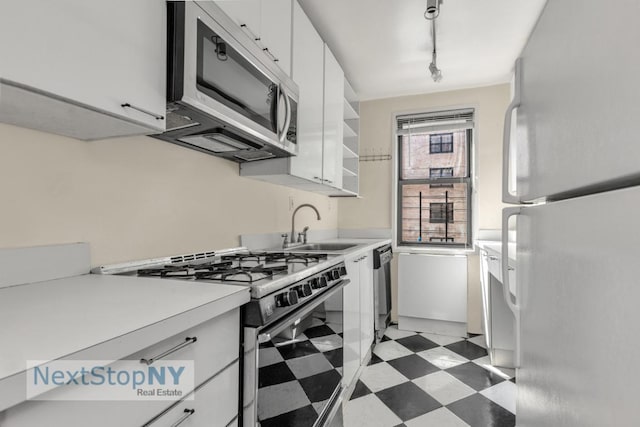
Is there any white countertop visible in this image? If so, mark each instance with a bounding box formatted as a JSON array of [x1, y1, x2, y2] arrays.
[[0, 274, 249, 411], [476, 240, 517, 297], [476, 240, 517, 265]]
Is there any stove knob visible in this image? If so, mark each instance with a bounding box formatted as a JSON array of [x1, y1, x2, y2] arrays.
[[339, 266, 347, 277], [302, 283, 313, 296], [309, 278, 320, 289], [318, 276, 328, 288], [330, 269, 341, 280], [294, 284, 313, 298], [275, 290, 299, 307]]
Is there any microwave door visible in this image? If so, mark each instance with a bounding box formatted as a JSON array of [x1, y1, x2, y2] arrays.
[[196, 20, 278, 135]]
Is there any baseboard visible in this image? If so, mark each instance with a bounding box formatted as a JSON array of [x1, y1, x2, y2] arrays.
[[398, 316, 467, 337]]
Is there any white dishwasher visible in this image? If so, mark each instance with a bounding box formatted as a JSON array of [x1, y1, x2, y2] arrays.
[[397, 253, 468, 336]]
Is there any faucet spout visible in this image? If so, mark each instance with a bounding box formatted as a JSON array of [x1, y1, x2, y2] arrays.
[[291, 204, 321, 244]]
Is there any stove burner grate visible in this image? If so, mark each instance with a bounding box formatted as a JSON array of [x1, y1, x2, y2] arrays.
[[137, 261, 233, 278], [195, 264, 289, 283]]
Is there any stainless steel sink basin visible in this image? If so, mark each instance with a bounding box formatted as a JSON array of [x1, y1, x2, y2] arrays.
[[293, 243, 358, 251]]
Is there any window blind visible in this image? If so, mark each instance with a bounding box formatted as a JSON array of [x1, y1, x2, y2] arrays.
[[396, 108, 474, 135]]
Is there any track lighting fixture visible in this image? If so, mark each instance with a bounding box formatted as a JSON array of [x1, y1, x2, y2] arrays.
[[425, 0, 443, 82]]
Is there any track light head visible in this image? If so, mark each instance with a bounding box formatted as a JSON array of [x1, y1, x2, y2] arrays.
[[429, 62, 442, 82], [424, 0, 441, 20]]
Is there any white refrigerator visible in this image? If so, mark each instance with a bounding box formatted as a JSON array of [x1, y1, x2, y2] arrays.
[[502, 0, 640, 425]]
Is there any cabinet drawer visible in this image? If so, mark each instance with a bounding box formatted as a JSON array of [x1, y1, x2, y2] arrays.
[[144, 361, 239, 427], [486, 252, 502, 282], [0, 310, 240, 427], [130, 308, 239, 387]]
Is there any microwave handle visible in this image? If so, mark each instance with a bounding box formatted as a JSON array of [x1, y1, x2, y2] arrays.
[[281, 86, 291, 143], [270, 84, 280, 139]]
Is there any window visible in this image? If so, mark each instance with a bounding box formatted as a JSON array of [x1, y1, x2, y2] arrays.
[[396, 108, 473, 247], [429, 167, 454, 188], [429, 133, 453, 153], [429, 202, 454, 224], [429, 167, 453, 178]]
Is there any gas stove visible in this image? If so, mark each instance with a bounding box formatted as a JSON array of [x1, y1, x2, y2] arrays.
[[94, 248, 348, 327], [135, 251, 328, 283], [95, 247, 351, 427]]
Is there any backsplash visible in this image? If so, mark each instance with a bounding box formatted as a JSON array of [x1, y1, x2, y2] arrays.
[[0, 124, 338, 266]]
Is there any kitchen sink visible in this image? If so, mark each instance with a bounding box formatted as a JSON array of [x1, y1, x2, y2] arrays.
[[292, 243, 358, 251]]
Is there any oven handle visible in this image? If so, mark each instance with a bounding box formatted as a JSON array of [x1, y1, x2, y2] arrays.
[[258, 279, 348, 343]]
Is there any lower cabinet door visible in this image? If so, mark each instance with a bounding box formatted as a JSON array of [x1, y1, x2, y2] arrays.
[[342, 257, 360, 388], [144, 361, 239, 427], [0, 394, 169, 426], [358, 253, 374, 363], [0, 362, 239, 427]]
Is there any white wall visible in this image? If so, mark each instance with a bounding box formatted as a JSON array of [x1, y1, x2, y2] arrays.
[[338, 84, 511, 333], [0, 124, 337, 266]]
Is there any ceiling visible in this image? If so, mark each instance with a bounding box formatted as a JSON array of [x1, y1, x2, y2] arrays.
[[299, 0, 547, 100]]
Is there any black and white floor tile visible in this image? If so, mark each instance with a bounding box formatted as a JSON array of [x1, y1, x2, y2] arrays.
[[257, 320, 344, 427], [343, 326, 516, 427]]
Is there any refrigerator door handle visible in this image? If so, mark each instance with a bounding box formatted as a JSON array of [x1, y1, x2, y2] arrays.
[[502, 58, 522, 204], [501, 207, 521, 316], [502, 207, 521, 368]]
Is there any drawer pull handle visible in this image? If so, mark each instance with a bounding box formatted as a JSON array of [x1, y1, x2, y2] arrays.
[[172, 409, 195, 427], [140, 337, 197, 365], [121, 102, 165, 120], [488, 256, 498, 261]]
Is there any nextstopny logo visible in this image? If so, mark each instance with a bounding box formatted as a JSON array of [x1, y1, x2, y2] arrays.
[[26, 360, 195, 401], [33, 365, 185, 389]]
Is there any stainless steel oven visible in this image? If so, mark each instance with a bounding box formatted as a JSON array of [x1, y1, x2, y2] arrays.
[[159, 1, 298, 163], [243, 277, 346, 427]]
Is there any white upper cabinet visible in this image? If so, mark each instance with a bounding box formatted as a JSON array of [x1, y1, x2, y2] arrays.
[[215, 0, 262, 41], [216, 0, 292, 76], [239, 1, 347, 194], [322, 45, 345, 190], [260, 0, 293, 76], [289, 1, 324, 183], [0, 0, 166, 139]]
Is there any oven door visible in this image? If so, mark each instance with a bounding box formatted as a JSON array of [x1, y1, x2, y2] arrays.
[[244, 283, 345, 427]]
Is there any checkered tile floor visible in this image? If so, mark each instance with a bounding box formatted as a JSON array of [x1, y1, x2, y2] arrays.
[[257, 319, 344, 427], [343, 325, 516, 427]]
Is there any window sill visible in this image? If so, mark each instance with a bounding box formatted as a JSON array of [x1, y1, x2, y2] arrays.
[[393, 245, 475, 256]]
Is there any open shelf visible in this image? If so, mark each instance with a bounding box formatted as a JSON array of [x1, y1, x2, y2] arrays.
[[343, 144, 358, 159], [343, 158, 358, 174], [343, 121, 357, 138], [344, 136, 358, 154], [331, 78, 360, 198], [343, 99, 359, 120], [343, 166, 357, 177], [342, 176, 359, 194]]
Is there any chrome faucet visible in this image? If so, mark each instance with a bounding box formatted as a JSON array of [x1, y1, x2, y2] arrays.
[[298, 226, 310, 244], [290, 204, 321, 245]]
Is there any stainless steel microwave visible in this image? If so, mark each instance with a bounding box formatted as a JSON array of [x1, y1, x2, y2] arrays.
[[155, 1, 299, 162]]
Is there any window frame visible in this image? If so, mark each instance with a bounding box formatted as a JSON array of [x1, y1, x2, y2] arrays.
[[396, 128, 473, 249]]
